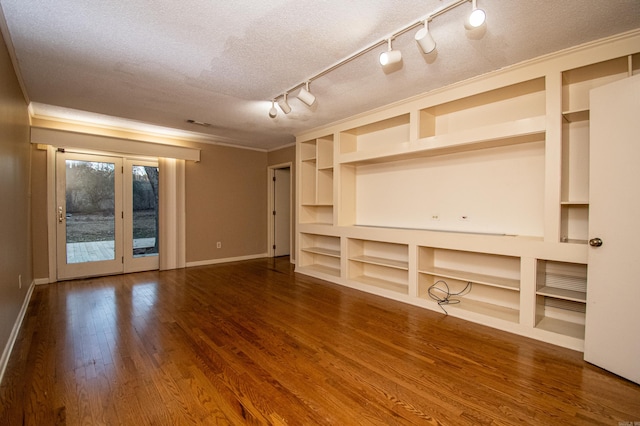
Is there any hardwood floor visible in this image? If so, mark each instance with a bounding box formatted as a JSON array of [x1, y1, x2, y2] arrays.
[[1, 257, 639, 425]]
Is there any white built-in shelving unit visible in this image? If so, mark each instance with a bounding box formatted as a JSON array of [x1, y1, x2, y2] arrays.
[[295, 31, 640, 351]]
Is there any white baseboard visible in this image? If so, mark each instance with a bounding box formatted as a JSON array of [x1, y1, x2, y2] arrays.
[[186, 252, 268, 268], [0, 279, 35, 386], [34, 277, 51, 285]]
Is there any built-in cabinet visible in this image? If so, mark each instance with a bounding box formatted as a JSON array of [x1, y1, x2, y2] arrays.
[[295, 31, 640, 351], [560, 55, 637, 243], [299, 135, 334, 225]]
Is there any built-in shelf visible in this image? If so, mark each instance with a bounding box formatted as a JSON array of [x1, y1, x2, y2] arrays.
[[536, 260, 587, 338], [295, 41, 640, 352], [562, 109, 590, 123], [339, 116, 545, 166], [560, 201, 589, 205], [299, 135, 335, 225], [340, 114, 410, 154], [301, 246, 340, 258], [298, 233, 341, 277], [349, 255, 408, 270], [418, 267, 519, 291], [417, 247, 520, 322], [536, 286, 586, 303], [444, 298, 520, 324], [348, 239, 409, 294], [536, 317, 585, 340]]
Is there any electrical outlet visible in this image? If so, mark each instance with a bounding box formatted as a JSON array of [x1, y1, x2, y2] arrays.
[[18, 274, 22, 289], [216, 241, 222, 249]]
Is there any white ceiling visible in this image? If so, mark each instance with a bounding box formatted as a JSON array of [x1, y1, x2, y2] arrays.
[[1, 1, 639, 151]]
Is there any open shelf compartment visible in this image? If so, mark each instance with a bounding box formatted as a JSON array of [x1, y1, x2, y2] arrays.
[[299, 233, 341, 277], [535, 260, 587, 339], [348, 239, 409, 294], [417, 247, 521, 322]]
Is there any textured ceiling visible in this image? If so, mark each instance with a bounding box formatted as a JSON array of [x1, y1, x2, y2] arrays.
[[1, 0, 639, 150]]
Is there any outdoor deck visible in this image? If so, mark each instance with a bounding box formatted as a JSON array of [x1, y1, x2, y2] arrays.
[[67, 238, 156, 263]]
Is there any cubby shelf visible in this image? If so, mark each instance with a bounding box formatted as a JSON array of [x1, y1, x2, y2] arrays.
[[536, 286, 586, 303], [417, 246, 521, 323], [438, 298, 520, 324], [562, 109, 589, 123], [349, 255, 408, 270], [300, 264, 341, 277], [535, 260, 587, 339], [560, 55, 633, 243], [339, 116, 545, 165], [298, 233, 341, 277], [418, 267, 519, 291], [301, 246, 340, 258], [536, 317, 585, 340], [299, 135, 335, 225], [351, 275, 409, 294], [348, 239, 409, 295]]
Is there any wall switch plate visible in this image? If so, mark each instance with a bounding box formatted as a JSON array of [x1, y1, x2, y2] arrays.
[[216, 242, 222, 249]]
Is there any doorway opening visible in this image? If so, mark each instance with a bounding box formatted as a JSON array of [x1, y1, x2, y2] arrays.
[[268, 163, 293, 262]]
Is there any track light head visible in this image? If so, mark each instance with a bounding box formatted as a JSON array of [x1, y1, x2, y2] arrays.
[[467, 0, 486, 28], [379, 39, 402, 66], [278, 93, 291, 114], [297, 81, 316, 107], [415, 20, 436, 54], [268, 100, 277, 118]]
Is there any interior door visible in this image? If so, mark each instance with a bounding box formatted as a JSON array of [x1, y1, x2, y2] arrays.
[[584, 73, 640, 384], [274, 167, 291, 256], [56, 152, 123, 279]]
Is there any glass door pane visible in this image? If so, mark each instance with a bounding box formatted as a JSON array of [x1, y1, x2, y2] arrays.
[[132, 164, 158, 257], [65, 159, 116, 263]]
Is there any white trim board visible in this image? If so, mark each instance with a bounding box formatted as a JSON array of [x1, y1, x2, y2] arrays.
[[31, 127, 201, 162], [186, 253, 268, 268], [0, 280, 35, 386]]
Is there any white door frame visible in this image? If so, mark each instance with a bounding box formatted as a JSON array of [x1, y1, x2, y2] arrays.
[[267, 162, 293, 261]]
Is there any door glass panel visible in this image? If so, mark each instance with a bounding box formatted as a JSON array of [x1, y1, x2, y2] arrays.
[[65, 159, 116, 263], [132, 165, 159, 258]]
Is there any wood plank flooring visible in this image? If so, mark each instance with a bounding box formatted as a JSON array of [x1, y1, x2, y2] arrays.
[[1, 257, 639, 425]]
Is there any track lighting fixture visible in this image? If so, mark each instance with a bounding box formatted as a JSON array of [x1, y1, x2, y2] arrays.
[[268, 100, 277, 118], [278, 93, 291, 114], [297, 81, 316, 107], [379, 39, 402, 66], [415, 19, 436, 54], [268, 0, 487, 118], [467, 0, 486, 28]]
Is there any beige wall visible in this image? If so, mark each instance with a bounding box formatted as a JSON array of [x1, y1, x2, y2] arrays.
[[267, 144, 295, 167], [28, 135, 296, 275], [0, 30, 31, 361], [185, 142, 268, 263]]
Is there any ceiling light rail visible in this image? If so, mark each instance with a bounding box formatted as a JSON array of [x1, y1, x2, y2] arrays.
[[268, 0, 485, 118]]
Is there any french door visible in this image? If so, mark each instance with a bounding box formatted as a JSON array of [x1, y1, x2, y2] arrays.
[[56, 152, 159, 280]]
